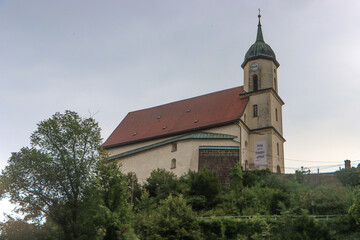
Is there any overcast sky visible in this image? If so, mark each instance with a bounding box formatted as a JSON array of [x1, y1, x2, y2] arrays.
[[1, 0, 360, 219]]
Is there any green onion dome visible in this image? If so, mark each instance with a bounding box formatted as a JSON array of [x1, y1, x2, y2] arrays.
[[241, 15, 279, 68]]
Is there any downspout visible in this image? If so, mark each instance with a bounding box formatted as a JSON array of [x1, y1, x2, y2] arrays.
[[235, 121, 242, 167]]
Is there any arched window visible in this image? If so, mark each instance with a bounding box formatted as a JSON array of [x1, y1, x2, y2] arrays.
[[253, 75, 258, 91], [275, 108, 278, 121], [277, 143, 280, 156], [245, 160, 248, 171], [171, 142, 177, 152], [277, 165, 281, 174], [244, 114, 247, 123], [171, 158, 176, 169]]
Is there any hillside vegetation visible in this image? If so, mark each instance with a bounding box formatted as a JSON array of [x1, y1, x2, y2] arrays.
[[2, 163, 360, 239], [1, 111, 360, 239]]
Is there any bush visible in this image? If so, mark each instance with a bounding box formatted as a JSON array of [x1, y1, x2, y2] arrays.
[[135, 194, 202, 240], [336, 168, 360, 188], [143, 168, 180, 201], [183, 168, 221, 211], [242, 169, 272, 187]]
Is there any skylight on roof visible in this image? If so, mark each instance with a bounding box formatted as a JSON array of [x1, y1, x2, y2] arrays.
[[194, 120, 199, 123], [163, 126, 167, 129]]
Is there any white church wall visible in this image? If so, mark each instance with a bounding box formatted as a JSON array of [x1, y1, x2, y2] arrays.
[[113, 125, 241, 183]]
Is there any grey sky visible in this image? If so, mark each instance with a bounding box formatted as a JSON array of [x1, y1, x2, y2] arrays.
[[1, 0, 360, 218]]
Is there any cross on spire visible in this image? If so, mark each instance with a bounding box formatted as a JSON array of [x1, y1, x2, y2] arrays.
[[256, 9, 264, 42], [258, 8, 262, 25]]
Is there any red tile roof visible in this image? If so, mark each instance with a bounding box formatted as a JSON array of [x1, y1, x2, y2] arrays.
[[103, 86, 248, 149]]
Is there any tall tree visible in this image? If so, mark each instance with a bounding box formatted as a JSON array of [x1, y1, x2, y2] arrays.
[[0, 110, 102, 239], [85, 162, 132, 240]]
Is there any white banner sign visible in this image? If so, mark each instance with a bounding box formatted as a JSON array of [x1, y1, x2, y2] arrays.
[[254, 141, 267, 167]]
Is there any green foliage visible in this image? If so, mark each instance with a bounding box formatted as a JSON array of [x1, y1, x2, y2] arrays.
[[293, 183, 352, 215], [133, 190, 156, 215], [198, 218, 225, 240], [1, 148, 55, 220], [199, 213, 332, 240], [143, 168, 180, 201], [135, 194, 202, 240], [0, 111, 102, 239], [336, 167, 360, 187], [281, 213, 331, 240], [230, 163, 243, 194], [242, 169, 272, 187], [0, 216, 51, 240], [327, 214, 360, 238], [349, 187, 360, 224], [3, 124, 360, 240], [184, 168, 221, 211], [88, 162, 132, 239]]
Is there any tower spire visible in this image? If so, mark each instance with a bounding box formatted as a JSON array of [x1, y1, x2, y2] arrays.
[[256, 9, 264, 42]]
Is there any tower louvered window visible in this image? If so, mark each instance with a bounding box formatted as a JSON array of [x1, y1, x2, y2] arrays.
[[253, 75, 258, 91], [253, 105, 258, 117]]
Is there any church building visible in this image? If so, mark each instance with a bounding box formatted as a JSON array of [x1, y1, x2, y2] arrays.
[[103, 14, 285, 185]]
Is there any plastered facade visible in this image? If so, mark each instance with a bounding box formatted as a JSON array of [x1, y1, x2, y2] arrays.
[[114, 128, 242, 183], [241, 58, 285, 173]]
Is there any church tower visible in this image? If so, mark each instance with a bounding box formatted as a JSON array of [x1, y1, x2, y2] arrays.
[[240, 13, 285, 173]]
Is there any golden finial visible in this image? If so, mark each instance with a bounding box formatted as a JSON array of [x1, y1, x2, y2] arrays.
[[258, 8, 261, 19]]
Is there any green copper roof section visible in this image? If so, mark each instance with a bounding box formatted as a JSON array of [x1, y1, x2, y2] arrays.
[[108, 132, 237, 161], [241, 14, 279, 68], [199, 146, 240, 150], [256, 17, 264, 42]]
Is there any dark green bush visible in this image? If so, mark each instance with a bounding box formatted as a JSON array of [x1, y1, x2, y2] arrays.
[[143, 168, 180, 201], [336, 168, 360, 188], [184, 168, 221, 211]]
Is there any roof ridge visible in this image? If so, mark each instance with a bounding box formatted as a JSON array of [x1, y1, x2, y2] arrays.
[[128, 85, 244, 114]]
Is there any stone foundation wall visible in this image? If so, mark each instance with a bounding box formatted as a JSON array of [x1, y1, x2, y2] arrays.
[[198, 148, 239, 186]]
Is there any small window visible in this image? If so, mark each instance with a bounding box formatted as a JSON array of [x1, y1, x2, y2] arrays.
[[274, 69, 276, 74], [275, 108, 278, 121], [277, 165, 281, 174], [171, 158, 176, 169], [245, 160, 248, 171], [244, 114, 247, 123], [253, 105, 258, 117], [171, 142, 177, 152], [277, 143, 280, 156], [245, 140, 248, 148]]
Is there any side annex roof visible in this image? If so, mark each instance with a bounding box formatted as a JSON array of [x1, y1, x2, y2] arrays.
[[108, 132, 238, 161], [103, 86, 248, 149]]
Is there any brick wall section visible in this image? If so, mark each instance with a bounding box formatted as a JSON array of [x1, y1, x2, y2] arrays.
[[198, 148, 239, 186]]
